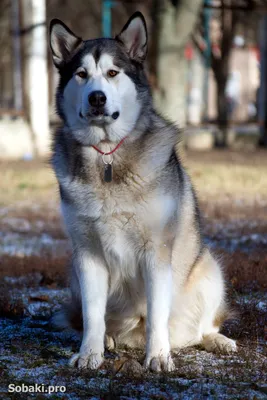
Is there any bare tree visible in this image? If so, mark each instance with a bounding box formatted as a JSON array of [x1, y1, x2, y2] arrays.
[[0, 0, 13, 110], [210, 3, 239, 146], [152, 0, 203, 127]]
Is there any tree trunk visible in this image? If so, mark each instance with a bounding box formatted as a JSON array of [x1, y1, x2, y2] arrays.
[[215, 74, 228, 146], [21, 0, 50, 157], [211, 2, 238, 148], [153, 0, 202, 127], [258, 14, 267, 147]]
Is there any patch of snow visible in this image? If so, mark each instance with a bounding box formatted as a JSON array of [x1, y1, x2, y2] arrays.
[[0, 231, 69, 257], [10, 366, 54, 381], [205, 232, 267, 253], [4, 273, 43, 285], [2, 217, 31, 232], [257, 301, 267, 311]]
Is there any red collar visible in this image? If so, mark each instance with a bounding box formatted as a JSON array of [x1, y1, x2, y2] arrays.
[[91, 137, 126, 155]]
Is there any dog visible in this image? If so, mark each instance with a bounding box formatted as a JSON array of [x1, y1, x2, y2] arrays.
[[49, 11, 236, 372]]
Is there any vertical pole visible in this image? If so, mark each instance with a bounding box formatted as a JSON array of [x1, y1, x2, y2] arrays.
[[203, 0, 211, 121], [102, 0, 113, 37], [11, 0, 23, 112]]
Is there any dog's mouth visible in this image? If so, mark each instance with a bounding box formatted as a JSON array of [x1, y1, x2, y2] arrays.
[[79, 110, 120, 122]]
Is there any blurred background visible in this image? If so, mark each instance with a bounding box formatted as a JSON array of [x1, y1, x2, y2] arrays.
[[0, 1, 267, 396], [1, 0, 267, 156]]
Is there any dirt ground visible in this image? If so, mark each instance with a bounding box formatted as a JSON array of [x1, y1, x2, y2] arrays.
[[0, 150, 266, 399]]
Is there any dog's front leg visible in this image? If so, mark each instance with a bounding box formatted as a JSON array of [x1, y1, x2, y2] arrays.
[[142, 250, 175, 372], [70, 251, 108, 369]]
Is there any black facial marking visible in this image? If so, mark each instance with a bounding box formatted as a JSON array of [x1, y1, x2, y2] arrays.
[[92, 45, 102, 64]]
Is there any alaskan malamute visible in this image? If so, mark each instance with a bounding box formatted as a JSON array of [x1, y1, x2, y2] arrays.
[[50, 11, 236, 372]]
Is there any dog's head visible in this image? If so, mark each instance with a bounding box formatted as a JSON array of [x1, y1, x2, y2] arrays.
[[50, 12, 151, 145]]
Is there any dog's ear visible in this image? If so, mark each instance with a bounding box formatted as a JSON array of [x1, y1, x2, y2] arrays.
[[116, 12, 147, 62], [50, 19, 82, 68]]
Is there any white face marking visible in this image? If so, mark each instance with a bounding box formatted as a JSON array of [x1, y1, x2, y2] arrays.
[[79, 54, 121, 119], [82, 54, 97, 76], [62, 52, 141, 145]]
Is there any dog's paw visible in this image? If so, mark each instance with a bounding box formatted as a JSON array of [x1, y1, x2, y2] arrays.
[[69, 351, 103, 369], [105, 335, 116, 350], [202, 333, 237, 354], [144, 354, 175, 372]]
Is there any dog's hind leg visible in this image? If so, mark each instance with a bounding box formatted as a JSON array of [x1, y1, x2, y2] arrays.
[[178, 248, 237, 354], [202, 332, 237, 353], [190, 250, 237, 354]]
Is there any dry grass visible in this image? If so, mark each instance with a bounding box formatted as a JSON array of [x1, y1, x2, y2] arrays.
[[0, 253, 68, 285], [184, 149, 267, 202], [224, 250, 267, 293], [0, 159, 56, 206]]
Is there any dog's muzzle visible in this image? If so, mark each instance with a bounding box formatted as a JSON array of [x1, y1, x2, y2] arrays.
[[80, 90, 120, 121]]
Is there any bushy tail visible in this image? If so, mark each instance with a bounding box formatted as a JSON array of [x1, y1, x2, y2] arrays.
[[52, 300, 83, 332]]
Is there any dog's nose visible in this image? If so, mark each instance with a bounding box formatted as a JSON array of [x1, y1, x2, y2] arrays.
[[88, 91, 106, 107]]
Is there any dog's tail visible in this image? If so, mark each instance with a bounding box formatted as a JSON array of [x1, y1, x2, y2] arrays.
[[52, 300, 83, 332]]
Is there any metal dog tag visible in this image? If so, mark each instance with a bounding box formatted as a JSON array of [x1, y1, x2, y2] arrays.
[[104, 163, 112, 182], [102, 153, 113, 183]]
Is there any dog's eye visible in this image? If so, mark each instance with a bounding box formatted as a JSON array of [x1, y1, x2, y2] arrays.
[[108, 70, 119, 78], [76, 71, 87, 79]]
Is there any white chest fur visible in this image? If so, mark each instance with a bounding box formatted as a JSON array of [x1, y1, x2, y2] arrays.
[[60, 168, 177, 300]]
